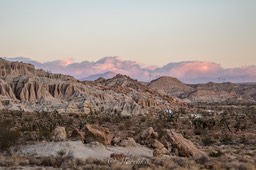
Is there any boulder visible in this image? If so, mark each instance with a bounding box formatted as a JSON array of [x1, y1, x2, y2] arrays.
[[153, 147, 169, 157], [51, 126, 67, 141], [70, 128, 84, 141], [119, 137, 137, 147], [140, 127, 158, 140], [168, 130, 207, 157], [152, 139, 169, 157], [84, 124, 112, 145]]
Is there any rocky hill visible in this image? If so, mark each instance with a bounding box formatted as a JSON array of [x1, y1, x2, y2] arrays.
[[148, 76, 256, 104], [148, 76, 194, 99], [0, 58, 180, 114]]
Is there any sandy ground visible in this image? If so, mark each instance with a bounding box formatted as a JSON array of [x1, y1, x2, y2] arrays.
[[16, 141, 153, 160]]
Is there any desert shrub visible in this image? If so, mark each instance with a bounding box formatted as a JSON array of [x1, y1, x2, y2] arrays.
[[194, 128, 206, 135], [202, 136, 216, 146], [41, 156, 58, 167], [174, 158, 187, 167], [38, 126, 52, 141], [0, 121, 20, 151], [238, 164, 249, 170], [220, 134, 233, 145], [57, 149, 66, 157], [209, 150, 224, 157], [195, 155, 209, 164], [140, 116, 146, 122]]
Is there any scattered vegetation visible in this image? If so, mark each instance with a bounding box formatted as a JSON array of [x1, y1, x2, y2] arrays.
[[0, 104, 255, 169]]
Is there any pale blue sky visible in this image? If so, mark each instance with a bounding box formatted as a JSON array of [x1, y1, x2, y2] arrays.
[[0, 0, 255, 67]]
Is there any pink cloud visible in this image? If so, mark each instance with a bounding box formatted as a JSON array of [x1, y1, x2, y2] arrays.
[[59, 58, 74, 66], [5, 57, 256, 83]]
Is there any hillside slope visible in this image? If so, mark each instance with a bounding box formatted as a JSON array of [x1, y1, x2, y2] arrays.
[[0, 58, 180, 114], [148, 76, 256, 103]]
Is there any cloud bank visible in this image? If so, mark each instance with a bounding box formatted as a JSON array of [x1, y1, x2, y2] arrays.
[[5, 57, 256, 83]]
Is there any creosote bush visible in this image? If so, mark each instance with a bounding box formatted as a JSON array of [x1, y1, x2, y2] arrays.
[[0, 120, 20, 151]]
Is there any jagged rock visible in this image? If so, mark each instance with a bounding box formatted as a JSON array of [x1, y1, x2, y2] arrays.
[[52, 126, 67, 141], [140, 127, 159, 140], [84, 124, 112, 145], [70, 128, 84, 141], [119, 137, 137, 147], [168, 130, 207, 157]]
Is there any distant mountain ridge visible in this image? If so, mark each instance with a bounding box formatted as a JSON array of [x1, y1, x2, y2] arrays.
[[1, 58, 256, 112], [4, 56, 256, 83], [81, 71, 117, 81], [148, 76, 256, 104]]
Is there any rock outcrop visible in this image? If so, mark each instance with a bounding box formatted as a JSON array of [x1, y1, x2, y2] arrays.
[[84, 124, 112, 145], [51, 126, 67, 141], [168, 130, 207, 157], [140, 127, 159, 141], [152, 139, 169, 157]]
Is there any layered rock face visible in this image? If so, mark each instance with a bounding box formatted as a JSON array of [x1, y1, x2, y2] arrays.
[[0, 58, 179, 114], [0, 58, 74, 81]]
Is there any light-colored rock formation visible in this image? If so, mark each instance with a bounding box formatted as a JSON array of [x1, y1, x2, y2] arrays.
[[51, 126, 67, 141], [153, 147, 169, 157], [0, 58, 75, 81], [168, 130, 207, 157], [84, 124, 112, 145], [0, 58, 180, 115]]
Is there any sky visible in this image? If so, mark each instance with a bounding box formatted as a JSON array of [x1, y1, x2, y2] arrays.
[[0, 0, 256, 68]]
